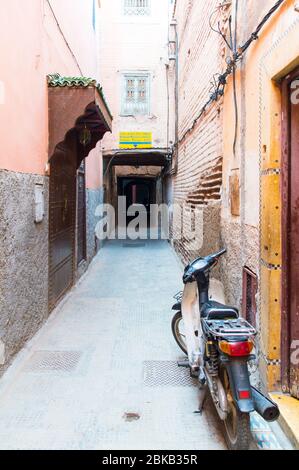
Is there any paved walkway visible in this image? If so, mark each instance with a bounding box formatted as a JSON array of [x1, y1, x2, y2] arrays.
[[0, 240, 226, 450]]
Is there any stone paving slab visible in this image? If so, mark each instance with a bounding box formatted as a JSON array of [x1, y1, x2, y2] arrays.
[[0, 240, 291, 450]]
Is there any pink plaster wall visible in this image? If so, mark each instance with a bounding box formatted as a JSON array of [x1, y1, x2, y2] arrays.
[[86, 143, 103, 189], [0, 0, 103, 189]]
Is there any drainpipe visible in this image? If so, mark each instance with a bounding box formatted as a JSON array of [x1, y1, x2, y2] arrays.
[[165, 18, 179, 177], [173, 19, 179, 176]]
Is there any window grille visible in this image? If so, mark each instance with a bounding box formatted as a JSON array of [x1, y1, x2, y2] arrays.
[[122, 74, 150, 116], [124, 0, 150, 16]]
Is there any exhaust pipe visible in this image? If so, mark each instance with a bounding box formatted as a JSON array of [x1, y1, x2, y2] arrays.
[[251, 386, 280, 422]]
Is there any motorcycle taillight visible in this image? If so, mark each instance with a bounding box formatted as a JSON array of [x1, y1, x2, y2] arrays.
[[219, 340, 254, 357]]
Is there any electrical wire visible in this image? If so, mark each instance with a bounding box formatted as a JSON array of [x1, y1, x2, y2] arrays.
[[209, 8, 233, 51], [178, 0, 286, 147], [232, 0, 239, 158], [228, 14, 233, 50], [240, 0, 285, 53]]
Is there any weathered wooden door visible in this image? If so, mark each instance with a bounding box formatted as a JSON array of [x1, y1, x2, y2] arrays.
[[77, 161, 87, 265], [281, 68, 299, 398], [49, 145, 76, 311]]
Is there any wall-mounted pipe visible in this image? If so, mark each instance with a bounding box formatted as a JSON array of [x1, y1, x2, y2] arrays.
[[165, 18, 179, 177]]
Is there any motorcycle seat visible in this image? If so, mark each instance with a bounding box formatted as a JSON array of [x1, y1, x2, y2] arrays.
[[201, 301, 239, 320]]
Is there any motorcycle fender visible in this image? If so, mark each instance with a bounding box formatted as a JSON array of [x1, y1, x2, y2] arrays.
[[224, 359, 255, 413], [172, 302, 181, 311]]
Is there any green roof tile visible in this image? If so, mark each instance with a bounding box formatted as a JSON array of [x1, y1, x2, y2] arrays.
[[47, 73, 113, 120]]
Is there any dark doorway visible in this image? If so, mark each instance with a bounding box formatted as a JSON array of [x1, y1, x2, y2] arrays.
[[49, 139, 76, 312], [281, 67, 299, 399], [77, 161, 87, 265], [117, 177, 156, 225], [242, 267, 257, 328]]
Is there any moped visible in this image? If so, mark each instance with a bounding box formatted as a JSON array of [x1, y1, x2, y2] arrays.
[[171, 249, 280, 450]]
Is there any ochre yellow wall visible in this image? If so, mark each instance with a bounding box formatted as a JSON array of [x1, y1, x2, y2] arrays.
[[223, 0, 299, 390]]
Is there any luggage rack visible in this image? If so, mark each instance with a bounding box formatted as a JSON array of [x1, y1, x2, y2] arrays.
[[202, 317, 257, 338]]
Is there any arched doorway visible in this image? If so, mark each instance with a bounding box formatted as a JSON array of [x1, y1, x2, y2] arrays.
[[47, 76, 113, 311]]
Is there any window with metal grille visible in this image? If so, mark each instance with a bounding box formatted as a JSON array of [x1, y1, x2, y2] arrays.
[[121, 74, 150, 116], [124, 0, 150, 16], [242, 267, 258, 328]]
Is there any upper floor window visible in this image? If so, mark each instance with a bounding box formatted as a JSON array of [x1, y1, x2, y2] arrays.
[[121, 73, 150, 116], [124, 0, 151, 16]]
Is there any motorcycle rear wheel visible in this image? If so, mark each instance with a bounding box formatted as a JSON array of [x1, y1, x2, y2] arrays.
[[171, 311, 188, 355], [220, 366, 252, 450]]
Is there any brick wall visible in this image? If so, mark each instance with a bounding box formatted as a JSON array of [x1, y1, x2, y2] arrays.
[[172, 0, 226, 264]]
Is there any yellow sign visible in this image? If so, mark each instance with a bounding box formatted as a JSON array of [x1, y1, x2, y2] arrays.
[[119, 132, 152, 149]]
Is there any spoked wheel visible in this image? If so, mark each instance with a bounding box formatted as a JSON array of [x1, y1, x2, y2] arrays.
[[171, 311, 187, 355], [220, 366, 251, 450]]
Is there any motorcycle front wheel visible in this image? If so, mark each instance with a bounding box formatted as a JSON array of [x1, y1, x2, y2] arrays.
[[171, 311, 187, 355], [220, 365, 252, 450]]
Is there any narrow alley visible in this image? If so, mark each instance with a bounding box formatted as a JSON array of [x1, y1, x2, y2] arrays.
[[1, 0, 299, 454], [0, 240, 226, 450]]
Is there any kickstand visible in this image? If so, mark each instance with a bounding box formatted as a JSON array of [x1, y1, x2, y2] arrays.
[[195, 384, 208, 415]]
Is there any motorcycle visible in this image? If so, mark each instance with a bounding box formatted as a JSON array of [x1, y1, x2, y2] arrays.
[[171, 249, 280, 450]]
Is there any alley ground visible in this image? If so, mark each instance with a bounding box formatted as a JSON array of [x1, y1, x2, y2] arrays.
[[0, 240, 290, 450]]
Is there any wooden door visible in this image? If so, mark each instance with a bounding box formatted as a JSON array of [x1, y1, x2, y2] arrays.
[[49, 145, 76, 311], [281, 67, 299, 398]]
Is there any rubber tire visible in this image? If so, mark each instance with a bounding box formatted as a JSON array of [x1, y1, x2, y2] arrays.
[[223, 409, 251, 451], [220, 365, 252, 450], [171, 311, 188, 355]]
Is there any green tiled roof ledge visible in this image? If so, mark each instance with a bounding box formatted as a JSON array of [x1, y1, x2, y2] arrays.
[[47, 73, 113, 120]]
